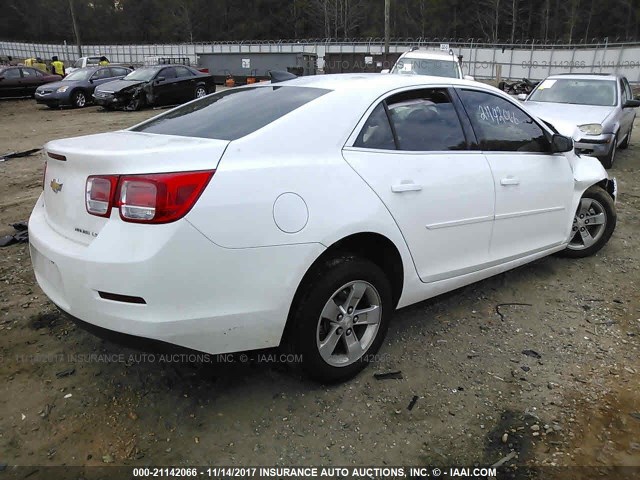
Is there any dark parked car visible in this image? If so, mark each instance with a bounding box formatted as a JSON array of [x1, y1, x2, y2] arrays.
[[93, 65, 216, 111], [0, 66, 61, 98], [35, 66, 132, 108]]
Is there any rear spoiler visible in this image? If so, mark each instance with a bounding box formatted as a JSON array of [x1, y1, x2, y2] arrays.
[[269, 70, 298, 83]]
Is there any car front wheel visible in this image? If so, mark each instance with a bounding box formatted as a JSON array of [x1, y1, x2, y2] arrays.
[[290, 255, 392, 383], [560, 186, 616, 258], [72, 90, 87, 108]]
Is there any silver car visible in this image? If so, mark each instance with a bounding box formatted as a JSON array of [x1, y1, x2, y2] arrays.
[[521, 73, 639, 169]]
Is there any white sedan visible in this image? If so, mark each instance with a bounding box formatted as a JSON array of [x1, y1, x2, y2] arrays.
[[29, 74, 617, 382]]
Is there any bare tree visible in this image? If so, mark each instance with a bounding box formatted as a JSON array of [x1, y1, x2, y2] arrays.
[[566, 0, 580, 43]]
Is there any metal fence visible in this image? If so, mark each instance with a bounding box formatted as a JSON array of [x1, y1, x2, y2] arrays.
[[2, 38, 640, 83]]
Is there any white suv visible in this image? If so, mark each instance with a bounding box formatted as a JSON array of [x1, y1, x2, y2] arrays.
[[383, 48, 474, 80]]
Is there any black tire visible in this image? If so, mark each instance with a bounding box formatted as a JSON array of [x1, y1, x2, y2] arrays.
[[559, 186, 616, 258], [620, 125, 632, 149], [599, 134, 617, 169], [124, 95, 144, 111], [194, 85, 207, 99], [71, 90, 87, 108], [289, 255, 392, 383]]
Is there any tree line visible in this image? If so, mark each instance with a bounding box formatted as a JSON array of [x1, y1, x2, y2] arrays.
[[1, 0, 638, 45]]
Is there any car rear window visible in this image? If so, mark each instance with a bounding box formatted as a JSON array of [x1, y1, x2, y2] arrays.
[[131, 86, 331, 140]]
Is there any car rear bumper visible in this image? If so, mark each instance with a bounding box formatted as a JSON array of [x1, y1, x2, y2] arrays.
[[28, 194, 324, 355]]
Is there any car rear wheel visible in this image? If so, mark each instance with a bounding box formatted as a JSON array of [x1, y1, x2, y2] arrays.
[[289, 255, 392, 383], [72, 90, 87, 108], [194, 85, 207, 99], [559, 186, 616, 258], [599, 134, 617, 169]]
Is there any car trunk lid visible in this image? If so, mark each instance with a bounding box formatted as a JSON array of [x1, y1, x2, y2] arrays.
[[43, 131, 228, 245]]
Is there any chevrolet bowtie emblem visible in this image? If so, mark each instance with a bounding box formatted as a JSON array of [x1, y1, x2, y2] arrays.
[[50, 179, 63, 194]]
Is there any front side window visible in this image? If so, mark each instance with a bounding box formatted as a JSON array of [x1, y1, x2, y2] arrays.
[[160, 67, 177, 79], [21, 68, 35, 77], [2, 68, 21, 79], [132, 86, 331, 141], [458, 89, 550, 152], [92, 68, 111, 80]]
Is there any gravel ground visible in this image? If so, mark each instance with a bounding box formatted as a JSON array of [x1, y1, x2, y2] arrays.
[[0, 98, 638, 478]]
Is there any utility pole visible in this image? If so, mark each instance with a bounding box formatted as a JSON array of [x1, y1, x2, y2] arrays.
[[68, 0, 82, 58], [384, 0, 390, 54]]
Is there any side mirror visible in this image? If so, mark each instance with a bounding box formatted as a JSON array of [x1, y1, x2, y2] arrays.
[[517, 93, 527, 101], [155, 76, 165, 83], [464, 75, 475, 81], [89, 78, 94, 83], [380, 69, 390, 74], [623, 99, 640, 109], [551, 134, 573, 153]]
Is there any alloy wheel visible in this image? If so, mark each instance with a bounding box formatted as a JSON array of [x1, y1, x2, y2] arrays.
[[568, 197, 607, 251], [316, 281, 382, 367]]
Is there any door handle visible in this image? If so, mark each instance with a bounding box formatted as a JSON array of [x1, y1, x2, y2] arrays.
[[391, 182, 423, 193], [500, 176, 520, 186]]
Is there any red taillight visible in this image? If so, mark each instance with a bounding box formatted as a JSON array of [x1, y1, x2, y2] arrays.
[[86, 175, 118, 217], [85, 171, 214, 224]]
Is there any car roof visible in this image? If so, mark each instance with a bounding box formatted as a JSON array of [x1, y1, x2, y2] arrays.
[[546, 73, 620, 81], [399, 50, 458, 61], [272, 73, 487, 95]]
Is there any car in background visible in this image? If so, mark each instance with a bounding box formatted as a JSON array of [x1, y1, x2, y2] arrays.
[[0, 66, 61, 98], [35, 66, 132, 108], [66, 56, 103, 75], [382, 48, 474, 80], [93, 65, 216, 111], [31, 74, 616, 382], [522, 73, 639, 169]]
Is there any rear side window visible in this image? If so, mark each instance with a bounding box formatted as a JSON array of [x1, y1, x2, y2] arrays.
[[354, 104, 395, 150], [132, 86, 331, 140], [175, 66, 194, 78], [387, 89, 466, 151]]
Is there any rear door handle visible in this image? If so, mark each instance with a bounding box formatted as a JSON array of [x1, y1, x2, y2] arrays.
[[500, 176, 520, 186], [391, 182, 423, 193]]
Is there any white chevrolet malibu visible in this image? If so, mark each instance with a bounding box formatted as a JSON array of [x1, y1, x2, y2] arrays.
[[30, 74, 617, 382]]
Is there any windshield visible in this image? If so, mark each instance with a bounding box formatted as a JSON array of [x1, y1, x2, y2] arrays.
[[391, 57, 459, 78], [63, 69, 92, 81], [529, 79, 617, 107], [132, 86, 331, 140], [123, 68, 159, 82]]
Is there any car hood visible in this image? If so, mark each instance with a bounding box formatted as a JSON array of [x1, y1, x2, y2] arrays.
[[524, 101, 615, 137], [36, 80, 83, 91], [95, 79, 145, 93]]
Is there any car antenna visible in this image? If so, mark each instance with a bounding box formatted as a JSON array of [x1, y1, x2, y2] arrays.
[[269, 70, 298, 83]]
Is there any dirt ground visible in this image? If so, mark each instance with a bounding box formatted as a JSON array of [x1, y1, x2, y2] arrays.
[[0, 98, 639, 478]]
